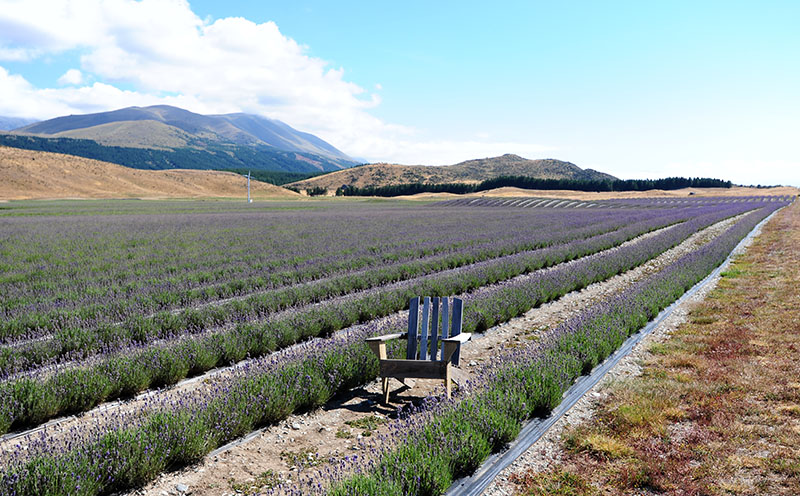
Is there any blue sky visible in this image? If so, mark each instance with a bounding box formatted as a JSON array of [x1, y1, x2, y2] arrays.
[[1, 1, 798, 185]]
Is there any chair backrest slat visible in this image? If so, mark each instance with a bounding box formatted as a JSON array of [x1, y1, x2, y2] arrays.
[[451, 298, 464, 366], [419, 297, 431, 360], [406, 296, 419, 359], [430, 297, 440, 361], [406, 296, 464, 363], [440, 297, 450, 360]]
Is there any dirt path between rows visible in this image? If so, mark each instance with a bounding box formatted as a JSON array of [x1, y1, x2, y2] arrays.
[[0, 219, 686, 452], [128, 215, 745, 496]]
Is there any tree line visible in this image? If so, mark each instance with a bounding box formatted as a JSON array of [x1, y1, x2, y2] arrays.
[[0, 133, 346, 174], [336, 175, 732, 197]]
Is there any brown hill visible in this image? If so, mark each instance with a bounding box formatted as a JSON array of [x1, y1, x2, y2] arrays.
[[287, 154, 616, 191], [0, 146, 300, 200]]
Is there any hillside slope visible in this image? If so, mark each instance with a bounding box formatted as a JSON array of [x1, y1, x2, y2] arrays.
[[0, 132, 348, 174], [446, 155, 615, 181], [51, 120, 196, 149], [0, 146, 300, 200], [288, 154, 617, 190], [10, 105, 356, 173], [15, 105, 354, 162]]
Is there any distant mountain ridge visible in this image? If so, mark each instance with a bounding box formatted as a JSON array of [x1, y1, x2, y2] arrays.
[[0, 116, 37, 131], [7, 105, 357, 173], [288, 154, 618, 191]]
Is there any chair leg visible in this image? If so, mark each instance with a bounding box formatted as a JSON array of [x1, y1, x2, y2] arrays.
[[382, 377, 390, 404], [445, 365, 452, 398]]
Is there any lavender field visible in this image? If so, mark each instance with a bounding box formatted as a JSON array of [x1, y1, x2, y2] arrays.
[[0, 196, 792, 496]]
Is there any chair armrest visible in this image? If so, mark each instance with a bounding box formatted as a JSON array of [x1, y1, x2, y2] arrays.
[[365, 332, 406, 342], [442, 333, 472, 364]]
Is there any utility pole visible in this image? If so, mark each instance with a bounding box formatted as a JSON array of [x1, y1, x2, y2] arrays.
[[246, 171, 252, 203]]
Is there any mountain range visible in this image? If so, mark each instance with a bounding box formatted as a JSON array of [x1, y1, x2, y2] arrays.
[[0, 116, 37, 131], [2, 105, 358, 173], [288, 154, 618, 191], [1, 106, 622, 191]]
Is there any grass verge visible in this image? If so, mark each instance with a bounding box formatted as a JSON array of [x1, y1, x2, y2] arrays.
[[511, 201, 800, 495]]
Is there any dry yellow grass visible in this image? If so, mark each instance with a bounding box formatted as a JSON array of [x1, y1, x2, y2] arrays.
[[512, 201, 800, 496], [0, 146, 300, 200], [287, 154, 796, 200]]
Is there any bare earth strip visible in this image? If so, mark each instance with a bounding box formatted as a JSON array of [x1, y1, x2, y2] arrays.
[[492, 202, 800, 496], [126, 212, 746, 496]]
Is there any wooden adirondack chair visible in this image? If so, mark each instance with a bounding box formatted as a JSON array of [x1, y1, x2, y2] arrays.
[[366, 296, 472, 403]]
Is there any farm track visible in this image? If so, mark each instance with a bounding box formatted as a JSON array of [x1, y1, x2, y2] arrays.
[[0, 214, 740, 472], [1, 218, 674, 380], [129, 212, 750, 496]]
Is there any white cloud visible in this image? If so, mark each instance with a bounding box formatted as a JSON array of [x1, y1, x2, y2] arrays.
[[0, 46, 38, 61], [0, 0, 552, 164], [0, 0, 106, 56], [57, 68, 83, 85], [0, 66, 158, 116]]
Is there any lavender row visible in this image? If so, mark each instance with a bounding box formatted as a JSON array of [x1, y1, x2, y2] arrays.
[[0, 208, 660, 344], [0, 206, 651, 339], [324, 202, 788, 495], [0, 207, 690, 374], [2, 203, 630, 305], [0, 199, 776, 464], [0, 203, 786, 495], [0, 204, 698, 432]]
